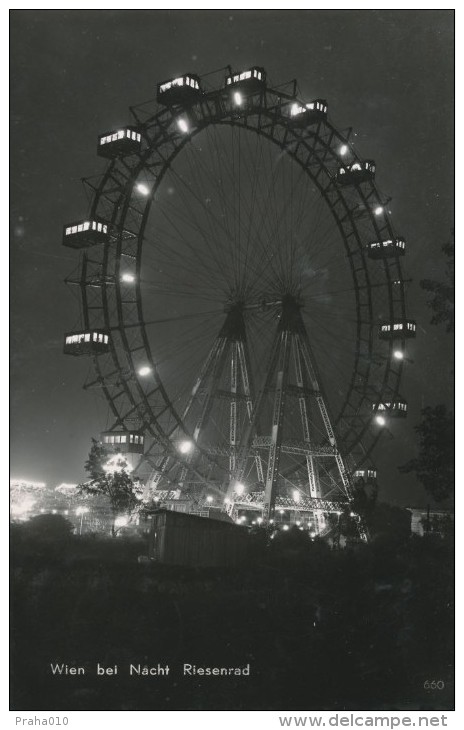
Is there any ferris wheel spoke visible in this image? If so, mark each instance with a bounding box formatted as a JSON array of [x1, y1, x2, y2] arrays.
[[178, 136, 261, 288], [234, 126, 266, 286], [140, 279, 224, 306], [181, 141, 239, 281], [191, 130, 286, 294], [201, 129, 286, 291], [140, 309, 224, 328], [142, 240, 228, 298], [162, 165, 239, 290], [190, 127, 237, 254], [240, 128, 297, 280], [140, 267, 225, 304], [151, 197, 231, 273], [142, 237, 225, 285]]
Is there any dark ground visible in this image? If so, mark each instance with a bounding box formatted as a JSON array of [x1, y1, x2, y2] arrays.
[[11, 526, 454, 711]]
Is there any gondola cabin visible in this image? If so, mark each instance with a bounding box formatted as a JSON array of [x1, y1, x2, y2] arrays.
[[353, 469, 377, 483], [63, 220, 109, 249], [101, 430, 145, 454], [289, 99, 327, 126], [336, 160, 376, 186], [225, 67, 266, 95], [63, 329, 110, 356], [378, 320, 417, 340], [157, 74, 202, 106], [97, 127, 142, 159], [372, 401, 408, 419], [367, 238, 406, 259]]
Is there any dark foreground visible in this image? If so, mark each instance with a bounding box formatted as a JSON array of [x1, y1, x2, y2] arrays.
[[11, 526, 454, 711]]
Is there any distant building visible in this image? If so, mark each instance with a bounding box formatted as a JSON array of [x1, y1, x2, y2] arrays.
[[10, 480, 47, 520], [408, 508, 454, 538], [9, 479, 113, 534]]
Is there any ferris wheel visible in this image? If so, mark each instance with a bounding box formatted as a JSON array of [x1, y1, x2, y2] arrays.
[[63, 66, 416, 539]]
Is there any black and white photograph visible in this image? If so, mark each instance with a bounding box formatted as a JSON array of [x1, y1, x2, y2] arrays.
[[10, 8, 455, 717]]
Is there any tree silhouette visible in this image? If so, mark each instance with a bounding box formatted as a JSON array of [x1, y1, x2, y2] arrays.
[[23, 513, 75, 541], [79, 438, 143, 537], [400, 235, 454, 505], [399, 405, 454, 503], [420, 233, 454, 333]]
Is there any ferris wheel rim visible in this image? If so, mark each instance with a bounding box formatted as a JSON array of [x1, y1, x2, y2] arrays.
[[80, 78, 408, 475]]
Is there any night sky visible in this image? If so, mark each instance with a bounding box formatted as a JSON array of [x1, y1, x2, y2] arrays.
[[10, 10, 454, 507]]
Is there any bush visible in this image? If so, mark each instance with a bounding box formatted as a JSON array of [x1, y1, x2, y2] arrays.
[[20, 514, 75, 541]]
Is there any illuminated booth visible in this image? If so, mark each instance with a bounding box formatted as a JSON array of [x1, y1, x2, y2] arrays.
[[157, 74, 202, 106], [63, 330, 110, 356], [378, 320, 417, 340], [63, 220, 109, 249], [336, 160, 375, 186], [101, 430, 145, 454], [372, 401, 408, 419], [353, 469, 377, 483], [289, 99, 328, 126], [97, 127, 142, 159], [225, 67, 266, 95], [367, 238, 406, 259]]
